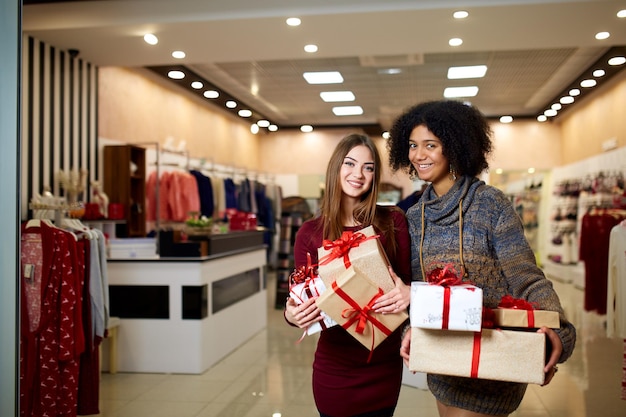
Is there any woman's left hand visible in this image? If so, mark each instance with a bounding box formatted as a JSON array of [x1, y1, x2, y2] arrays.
[[372, 266, 411, 313], [537, 326, 563, 386]]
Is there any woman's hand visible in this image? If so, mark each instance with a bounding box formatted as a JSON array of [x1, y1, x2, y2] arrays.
[[537, 326, 563, 386], [400, 327, 412, 367], [372, 266, 411, 313], [284, 296, 324, 329]]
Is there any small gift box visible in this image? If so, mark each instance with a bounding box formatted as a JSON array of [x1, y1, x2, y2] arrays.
[[317, 225, 394, 293], [289, 253, 337, 335], [409, 327, 546, 385], [316, 266, 408, 353], [410, 281, 483, 331], [492, 295, 560, 329]]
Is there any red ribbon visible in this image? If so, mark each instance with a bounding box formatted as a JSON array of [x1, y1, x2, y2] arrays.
[[427, 263, 465, 330], [498, 295, 538, 327], [331, 280, 391, 362], [319, 231, 378, 269], [471, 331, 482, 378]]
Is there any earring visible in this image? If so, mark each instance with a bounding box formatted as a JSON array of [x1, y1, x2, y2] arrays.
[[449, 165, 457, 181]]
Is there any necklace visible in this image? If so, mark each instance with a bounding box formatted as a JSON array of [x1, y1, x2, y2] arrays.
[[419, 200, 467, 281]]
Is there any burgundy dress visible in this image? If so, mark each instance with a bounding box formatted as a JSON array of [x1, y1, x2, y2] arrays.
[[294, 208, 411, 417]]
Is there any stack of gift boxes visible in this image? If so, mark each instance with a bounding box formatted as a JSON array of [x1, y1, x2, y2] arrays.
[[408, 275, 560, 385], [288, 226, 407, 353]]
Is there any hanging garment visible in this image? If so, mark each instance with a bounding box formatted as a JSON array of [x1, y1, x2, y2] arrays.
[[607, 221, 626, 338]]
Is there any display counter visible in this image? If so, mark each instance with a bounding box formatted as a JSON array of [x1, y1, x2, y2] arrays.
[[104, 245, 267, 374]]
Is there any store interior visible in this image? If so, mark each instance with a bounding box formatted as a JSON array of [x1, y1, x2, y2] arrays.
[[2, 1, 626, 417]]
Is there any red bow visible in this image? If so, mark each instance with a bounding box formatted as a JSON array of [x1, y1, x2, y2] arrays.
[[319, 231, 378, 268], [426, 263, 464, 287], [498, 295, 537, 310]]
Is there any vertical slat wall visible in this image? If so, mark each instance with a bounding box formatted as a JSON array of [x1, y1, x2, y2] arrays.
[[21, 35, 98, 220]]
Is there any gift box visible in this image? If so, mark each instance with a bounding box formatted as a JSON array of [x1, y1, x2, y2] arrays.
[[409, 327, 546, 385], [317, 226, 394, 293], [290, 277, 337, 335], [492, 295, 560, 329], [316, 266, 408, 351], [410, 281, 483, 331]]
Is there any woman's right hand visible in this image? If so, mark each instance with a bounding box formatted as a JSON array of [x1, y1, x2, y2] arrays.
[[285, 296, 324, 329]]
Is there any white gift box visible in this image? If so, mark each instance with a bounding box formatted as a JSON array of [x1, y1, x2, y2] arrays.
[[410, 281, 483, 332], [290, 277, 337, 335]]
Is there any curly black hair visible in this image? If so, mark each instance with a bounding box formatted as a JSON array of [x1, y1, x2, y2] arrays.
[[387, 100, 493, 178]]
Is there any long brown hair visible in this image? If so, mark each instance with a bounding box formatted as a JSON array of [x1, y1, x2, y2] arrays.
[[317, 134, 398, 258]]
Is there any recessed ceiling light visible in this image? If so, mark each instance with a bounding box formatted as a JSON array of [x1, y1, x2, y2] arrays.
[[595, 31, 610, 40], [167, 70, 185, 80], [453, 11, 469, 19], [320, 91, 355, 102], [191, 81, 203, 89], [569, 88, 581, 96], [286, 17, 301, 26], [300, 125, 313, 133], [499, 116, 513, 123], [551, 103, 562, 110], [447, 65, 487, 79], [238, 109, 252, 117], [544, 109, 557, 117], [250, 124, 259, 134], [537, 115, 547, 122], [382, 131, 390, 139], [593, 69, 605, 77], [268, 124, 278, 132], [608, 56, 626, 66], [580, 79, 597, 88], [304, 44, 318, 53], [560, 96, 575, 104], [203, 90, 219, 99], [449, 38, 463, 47], [618, 9, 626, 18], [378, 68, 402, 75], [172, 51, 186, 59], [443, 86, 478, 98], [225, 100, 237, 108], [257, 120, 270, 128], [143, 33, 158, 45], [332, 106, 363, 116], [303, 71, 344, 84]]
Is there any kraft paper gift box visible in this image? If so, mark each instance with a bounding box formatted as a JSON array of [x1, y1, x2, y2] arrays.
[[410, 281, 483, 331], [290, 277, 337, 335], [409, 327, 546, 385], [317, 225, 395, 293], [316, 266, 408, 351], [492, 295, 561, 329]]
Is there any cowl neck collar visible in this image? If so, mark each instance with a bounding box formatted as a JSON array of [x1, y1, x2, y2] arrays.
[[421, 176, 481, 225]]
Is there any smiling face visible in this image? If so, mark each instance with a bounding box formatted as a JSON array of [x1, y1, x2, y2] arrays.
[[408, 124, 455, 196], [340, 144, 375, 201]]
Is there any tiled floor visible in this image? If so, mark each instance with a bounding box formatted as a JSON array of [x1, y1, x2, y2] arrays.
[[96, 273, 626, 417]]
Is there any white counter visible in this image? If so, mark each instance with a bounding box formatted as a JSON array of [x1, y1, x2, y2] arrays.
[[103, 247, 267, 374]]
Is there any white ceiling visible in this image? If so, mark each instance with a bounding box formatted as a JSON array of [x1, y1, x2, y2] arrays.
[[23, 0, 626, 132]]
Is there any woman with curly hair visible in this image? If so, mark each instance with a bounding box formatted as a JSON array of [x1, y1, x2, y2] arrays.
[[285, 133, 412, 417], [387, 100, 576, 417]]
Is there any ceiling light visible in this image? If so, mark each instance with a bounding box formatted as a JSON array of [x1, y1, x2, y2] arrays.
[[560, 96, 575, 104], [332, 106, 363, 116], [453, 11, 469, 19], [499, 116, 513, 123], [544, 109, 557, 117], [268, 124, 278, 132], [537, 115, 547, 122], [382, 131, 390, 139], [203, 90, 219, 99], [378, 68, 402, 75], [618, 9, 626, 18], [286, 17, 301, 26], [304, 44, 318, 53], [528, 167, 536, 174], [443, 86, 478, 98], [191, 81, 203, 89], [595, 32, 610, 40], [143, 33, 158, 45], [593, 69, 605, 77], [167, 70, 185, 80], [449, 38, 463, 47], [250, 124, 259, 134], [225, 100, 237, 108], [569, 88, 581, 96], [608, 56, 626, 66], [172, 51, 186, 59], [580, 79, 597, 88], [495, 168, 503, 175], [257, 120, 270, 128], [551, 103, 562, 111], [303, 71, 344, 84], [300, 125, 313, 133], [320, 91, 355, 102], [238, 109, 252, 117], [447, 65, 487, 79]]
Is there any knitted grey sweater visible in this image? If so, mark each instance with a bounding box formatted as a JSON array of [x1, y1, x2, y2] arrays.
[[406, 175, 576, 414]]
